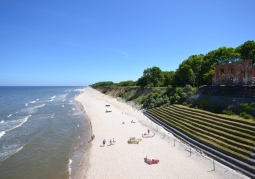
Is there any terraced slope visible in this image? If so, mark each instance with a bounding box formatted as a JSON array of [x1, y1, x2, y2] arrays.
[[146, 104, 255, 177]]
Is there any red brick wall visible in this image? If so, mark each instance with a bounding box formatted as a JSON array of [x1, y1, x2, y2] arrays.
[[212, 60, 255, 85]]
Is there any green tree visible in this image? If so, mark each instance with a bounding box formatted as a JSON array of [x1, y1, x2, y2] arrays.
[[202, 50, 218, 85], [209, 47, 240, 64], [202, 69, 215, 85], [236, 40, 255, 64], [175, 55, 204, 87], [162, 71, 175, 87], [118, 80, 136, 86], [90, 81, 114, 88], [137, 76, 148, 89], [139, 66, 164, 87]]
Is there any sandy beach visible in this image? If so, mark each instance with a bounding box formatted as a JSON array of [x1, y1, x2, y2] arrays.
[[75, 87, 250, 179]]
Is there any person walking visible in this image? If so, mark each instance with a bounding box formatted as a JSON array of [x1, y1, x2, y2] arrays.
[[102, 139, 106, 147]]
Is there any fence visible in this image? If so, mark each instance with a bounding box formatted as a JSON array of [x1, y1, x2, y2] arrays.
[[116, 97, 250, 179]]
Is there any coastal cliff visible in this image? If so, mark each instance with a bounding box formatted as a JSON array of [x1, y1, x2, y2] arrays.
[[96, 86, 155, 102]]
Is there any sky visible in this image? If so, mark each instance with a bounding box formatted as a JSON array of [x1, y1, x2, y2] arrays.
[[1, 0, 255, 86]]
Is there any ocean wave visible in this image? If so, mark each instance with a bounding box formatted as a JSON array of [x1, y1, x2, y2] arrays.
[[7, 115, 31, 132], [36, 99, 39, 100], [20, 107, 38, 114], [69, 159, 72, 176], [0, 115, 31, 133], [0, 144, 24, 162], [51, 95, 56, 99], [0, 120, 4, 124], [25, 103, 28, 106], [0, 131, 5, 138], [7, 114, 12, 118], [30, 101, 36, 103], [35, 104, 45, 108], [72, 111, 84, 116], [36, 113, 54, 120], [53, 94, 67, 102]]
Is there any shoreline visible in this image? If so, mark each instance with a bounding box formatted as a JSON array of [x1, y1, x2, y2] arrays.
[[75, 86, 250, 179], [72, 96, 92, 179]]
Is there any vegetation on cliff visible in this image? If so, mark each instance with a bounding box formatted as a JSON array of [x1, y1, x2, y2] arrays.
[[90, 40, 255, 119]]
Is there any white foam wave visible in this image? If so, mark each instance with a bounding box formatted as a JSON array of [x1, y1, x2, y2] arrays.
[[25, 103, 28, 106], [20, 107, 38, 114], [30, 101, 36, 103], [36, 99, 39, 100], [35, 104, 45, 108], [7, 114, 12, 118], [0, 131, 5, 138], [69, 159, 72, 176], [62, 105, 64, 107], [7, 115, 31, 132], [51, 113, 55, 118], [0, 145, 24, 162], [51, 95, 56, 99], [0, 120, 4, 124]]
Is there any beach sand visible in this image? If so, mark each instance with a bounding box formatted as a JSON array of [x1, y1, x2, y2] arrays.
[[75, 87, 250, 179]]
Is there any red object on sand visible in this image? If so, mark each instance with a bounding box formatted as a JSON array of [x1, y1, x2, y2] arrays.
[[146, 156, 159, 165]]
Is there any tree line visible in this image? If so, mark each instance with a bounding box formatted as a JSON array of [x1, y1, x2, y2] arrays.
[[91, 40, 255, 89]]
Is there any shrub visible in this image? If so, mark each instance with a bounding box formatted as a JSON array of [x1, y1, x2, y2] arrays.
[[239, 103, 255, 113], [239, 112, 254, 119], [222, 109, 235, 116], [183, 84, 193, 93]]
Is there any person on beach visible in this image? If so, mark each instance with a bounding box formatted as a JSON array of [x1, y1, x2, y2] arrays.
[[112, 138, 116, 145], [148, 129, 150, 134], [103, 139, 106, 146], [88, 134, 95, 143], [122, 121, 125, 124], [109, 139, 112, 145], [131, 119, 136, 123], [91, 134, 95, 141]]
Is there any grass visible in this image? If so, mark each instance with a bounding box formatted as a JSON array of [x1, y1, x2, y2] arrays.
[[148, 105, 255, 165]]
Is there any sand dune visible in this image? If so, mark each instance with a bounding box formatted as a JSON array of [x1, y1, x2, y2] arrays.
[[75, 87, 249, 179]]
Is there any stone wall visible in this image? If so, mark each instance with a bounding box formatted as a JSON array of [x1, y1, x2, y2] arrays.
[[212, 60, 255, 85]]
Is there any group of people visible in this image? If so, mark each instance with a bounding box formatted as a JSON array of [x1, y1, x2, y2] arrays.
[[102, 138, 116, 146], [122, 119, 136, 124], [142, 130, 155, 138]]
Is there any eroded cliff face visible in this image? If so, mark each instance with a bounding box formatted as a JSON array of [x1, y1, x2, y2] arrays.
[[96, 87, 153, 101]]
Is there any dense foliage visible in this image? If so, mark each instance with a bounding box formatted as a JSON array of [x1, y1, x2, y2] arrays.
[[141, 85, 196, 109], [92, 40, 255, 89], [90, 40, 255, 118]]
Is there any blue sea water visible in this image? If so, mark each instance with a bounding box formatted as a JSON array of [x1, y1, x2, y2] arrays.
[[0, 86, 90, 179]]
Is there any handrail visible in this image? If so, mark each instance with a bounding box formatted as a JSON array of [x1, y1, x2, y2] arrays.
[[144, 111, 255, 179]]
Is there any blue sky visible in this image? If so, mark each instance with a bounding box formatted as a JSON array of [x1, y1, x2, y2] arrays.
[[1, 0, 255, 86]]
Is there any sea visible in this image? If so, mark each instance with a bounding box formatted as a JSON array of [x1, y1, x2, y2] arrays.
[[0, 86, 91, 179]]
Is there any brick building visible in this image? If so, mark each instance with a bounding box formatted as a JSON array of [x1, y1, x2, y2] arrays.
[[212, 60, 255, 85]]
